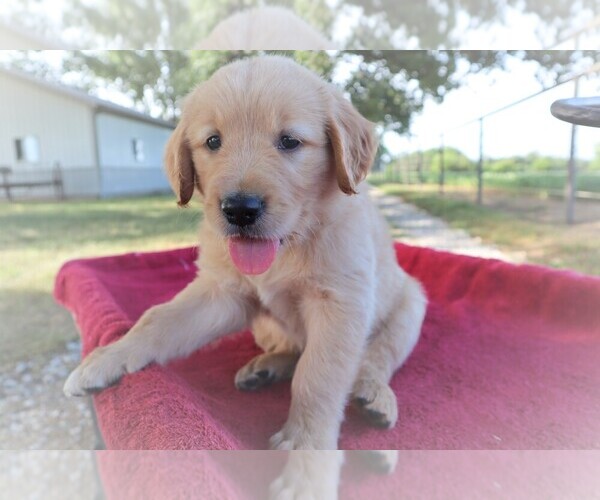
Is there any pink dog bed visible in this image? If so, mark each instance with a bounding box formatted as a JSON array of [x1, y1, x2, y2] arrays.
[[94, 450, 600, 499], [54, 243, 600, 450]]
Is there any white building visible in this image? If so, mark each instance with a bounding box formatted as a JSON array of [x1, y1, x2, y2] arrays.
[[0, 66, 175, 199]]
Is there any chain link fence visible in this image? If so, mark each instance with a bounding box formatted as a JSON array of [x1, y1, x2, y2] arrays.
[[370, 61, 600, 224]]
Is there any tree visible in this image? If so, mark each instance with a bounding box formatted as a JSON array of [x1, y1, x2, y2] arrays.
[[56, 50, 336, 121], [61, 51, 243, 120], [4, 0, 596, 49], [338, 50, 589, 136], [59, 0, 334, 48], [54, 50, 486, 127], [589, 144, 600, 170], [6, 49, 588, 135], [342, 51, 460, 134], [345, 0, 599, 48]]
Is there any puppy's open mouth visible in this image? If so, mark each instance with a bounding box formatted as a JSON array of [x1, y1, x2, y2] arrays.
[[227, 236, 281, 275]]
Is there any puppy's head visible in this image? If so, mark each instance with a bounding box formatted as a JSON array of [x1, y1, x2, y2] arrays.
[[165, 56, 377, 274]]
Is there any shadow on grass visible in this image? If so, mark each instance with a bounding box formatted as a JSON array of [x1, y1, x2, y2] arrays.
[[0, 289, 79, 366], [0, 198, 202, 251]]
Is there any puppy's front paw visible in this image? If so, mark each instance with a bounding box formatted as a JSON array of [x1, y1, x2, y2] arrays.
[[269, 429, 298, 450], [269, 468, 336, 500], [270, 424, 336, 450], [63, 345, 132, 397], [269, 451, 343, 500], [358, 450, 398, 475]]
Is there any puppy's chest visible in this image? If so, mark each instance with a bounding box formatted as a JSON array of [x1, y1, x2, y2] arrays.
[[255, 283, 305, 338]]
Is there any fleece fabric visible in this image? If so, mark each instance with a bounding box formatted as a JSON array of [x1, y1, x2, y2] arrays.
[[54, 243, 600, 450]]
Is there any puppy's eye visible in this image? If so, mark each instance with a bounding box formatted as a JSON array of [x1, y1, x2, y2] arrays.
[[206, 135, 222, 151], [278, 135, 301, 151]]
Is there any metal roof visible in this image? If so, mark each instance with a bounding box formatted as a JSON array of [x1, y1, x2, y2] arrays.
[[0, 65, 176, 129]]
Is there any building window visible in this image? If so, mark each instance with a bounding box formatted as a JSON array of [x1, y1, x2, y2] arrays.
[[132, 138, 145, 163], [15, 136, 41, 163]]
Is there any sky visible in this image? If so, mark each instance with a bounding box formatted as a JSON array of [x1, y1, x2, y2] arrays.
[[386, 60, 600, 161], [378, 10, 600, 161]]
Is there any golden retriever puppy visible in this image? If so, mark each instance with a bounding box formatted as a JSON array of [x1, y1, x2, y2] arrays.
[[64, 56, 427, 450]]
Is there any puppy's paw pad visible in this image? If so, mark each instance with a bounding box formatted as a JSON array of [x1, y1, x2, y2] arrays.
[[235, 364, 275, 392], [352, 380, 398, 429], [235, 352, 298, 392]]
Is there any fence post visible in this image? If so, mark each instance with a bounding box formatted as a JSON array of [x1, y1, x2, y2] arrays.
[[439, 133, 445, 194], [53, 162, 65, 200], [565, 70, 581, 224], [566, 121, 578, 225], [477, 117, 484, 205], [417, 150, 424, 183]]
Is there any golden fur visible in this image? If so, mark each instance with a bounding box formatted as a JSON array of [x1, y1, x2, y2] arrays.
[[64, 56, 427, 450]]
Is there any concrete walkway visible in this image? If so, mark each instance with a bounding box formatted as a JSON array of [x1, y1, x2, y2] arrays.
[[369, 186, 513, 261]]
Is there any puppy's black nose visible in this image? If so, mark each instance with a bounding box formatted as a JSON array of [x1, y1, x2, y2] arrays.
[[221, 193, 265, 227]]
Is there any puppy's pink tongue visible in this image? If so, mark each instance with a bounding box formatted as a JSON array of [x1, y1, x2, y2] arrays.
[[228, 237, 280, 275]]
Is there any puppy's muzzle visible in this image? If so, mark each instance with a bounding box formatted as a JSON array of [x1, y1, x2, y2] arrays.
[[221, 193, 265, 227]]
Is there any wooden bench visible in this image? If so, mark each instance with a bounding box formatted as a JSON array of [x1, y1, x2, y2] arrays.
[[0, 164, 65, 201]]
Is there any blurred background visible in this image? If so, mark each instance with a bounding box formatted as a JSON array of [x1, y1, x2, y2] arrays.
[[1, 50, 598, 456], [0, 0, 599, 49], [1, 2, 599, 499], [0, 0, 600, 492]]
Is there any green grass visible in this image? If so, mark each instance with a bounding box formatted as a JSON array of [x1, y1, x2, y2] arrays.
[[377, 183, 600, 276], [370, 170, 600, 194], [479, 171, 600, 193], [0, 196, 202, 365]]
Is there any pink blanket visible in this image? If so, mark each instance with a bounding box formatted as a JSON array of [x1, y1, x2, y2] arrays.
[[94, 450, 600, 499], [54, 243, 600, 450]]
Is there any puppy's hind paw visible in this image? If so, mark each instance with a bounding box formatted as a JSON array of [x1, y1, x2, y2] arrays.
[[235, 362, 276, 392], [269, 430, 296, 450], [235, 351, 298, 392], [269, 424, 337, 450], [352, 379, 398, 429]]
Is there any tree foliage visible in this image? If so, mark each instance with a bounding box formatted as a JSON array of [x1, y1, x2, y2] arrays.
[[49, 0, 599, 49], [60, 0, 334, 48], [345, 0, 599, 48], [7, 49, 591, 135], [58, 50, 336, 120]]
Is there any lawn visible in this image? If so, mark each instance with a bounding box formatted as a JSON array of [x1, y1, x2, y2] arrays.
[[371, 170, 600, 195], [376, 183, 600, 276], [0, 196, 202, 366]]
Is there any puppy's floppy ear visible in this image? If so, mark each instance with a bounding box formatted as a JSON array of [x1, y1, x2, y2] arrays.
[[327, 91, 378, 195], [164, 121, 198, 207]]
